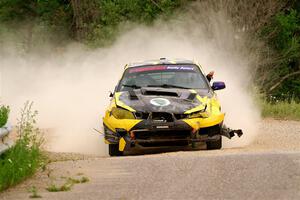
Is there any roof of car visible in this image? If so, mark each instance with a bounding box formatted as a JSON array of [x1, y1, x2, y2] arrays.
[[126, 58, 198, 68]]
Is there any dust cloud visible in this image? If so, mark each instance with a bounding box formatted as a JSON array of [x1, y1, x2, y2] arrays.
[[0, 3, 261, 155]]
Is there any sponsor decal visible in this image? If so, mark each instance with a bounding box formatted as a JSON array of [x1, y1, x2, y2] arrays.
[[166, 66, 194, 70], [156, 125, 169, 129], [150, 98, 171, 107], [129, 65, 195, 73]]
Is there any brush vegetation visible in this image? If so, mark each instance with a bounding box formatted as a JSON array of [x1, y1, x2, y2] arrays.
[[259, 4, 300, 101], [0, 102, 44, 191], [46, 183, 72, 192], [0, 105, 10, 128], [28, 186, 42, 198], [261, 100, 300, 120], [46, 176, 90, 192]]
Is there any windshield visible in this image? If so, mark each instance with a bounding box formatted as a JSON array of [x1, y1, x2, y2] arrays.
[[117, 64, 209, 92]]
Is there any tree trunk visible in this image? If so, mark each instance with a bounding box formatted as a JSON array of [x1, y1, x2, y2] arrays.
[[70, 0, 99, 41]]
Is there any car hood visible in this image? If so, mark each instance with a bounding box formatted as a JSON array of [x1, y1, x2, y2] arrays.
[[115, 87, 211, 114]]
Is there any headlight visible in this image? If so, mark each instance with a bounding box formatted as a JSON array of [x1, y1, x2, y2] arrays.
[[188, 111, 209, 118], [111, 107, 135, 119]]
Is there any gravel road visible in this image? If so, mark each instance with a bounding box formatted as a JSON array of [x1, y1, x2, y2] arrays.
[[1, 119, 300, 200]]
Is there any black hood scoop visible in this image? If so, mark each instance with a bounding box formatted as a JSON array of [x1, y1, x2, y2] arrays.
[[141, 88, 179, 97], [128, 90, 139, 100]]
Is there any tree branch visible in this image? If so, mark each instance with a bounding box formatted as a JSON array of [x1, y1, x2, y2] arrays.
[[150, 0, 164, 12], [269, 70, 300, 92]]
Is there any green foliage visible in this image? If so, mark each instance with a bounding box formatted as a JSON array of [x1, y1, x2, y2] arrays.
[[67, 176, 90, 184], [88, 0, 186, 46], [0, 0, 71, 24], [46, 183, 72, 192], [0, 0, 37, 21], [46, 175, 89, 192], [261, 99, 300, 120], [260, 7, 300, 100], [0, 105, 9, 128], [268, 10, 299, 51], [270, 78, 300, 101], [0, 0, 72, 51], [0, 0, 186, 47], [0, 101, 44, 191], [99, 0, 181, 25], [28, 186, 42, 198]]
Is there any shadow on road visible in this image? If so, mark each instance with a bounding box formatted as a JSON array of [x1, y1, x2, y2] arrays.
[[124, 143, 207, 156]]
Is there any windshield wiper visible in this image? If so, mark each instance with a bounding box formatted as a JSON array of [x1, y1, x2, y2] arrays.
[[122, 84, 142, 89], [147, 84, 190, 89]]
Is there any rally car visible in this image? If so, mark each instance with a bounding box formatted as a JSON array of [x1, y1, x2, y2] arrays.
[[103, 58, 242, 156]]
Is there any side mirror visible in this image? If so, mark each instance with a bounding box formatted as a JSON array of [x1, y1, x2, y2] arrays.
[[109, 91, 113, 97], [212, 81, 226, 90]]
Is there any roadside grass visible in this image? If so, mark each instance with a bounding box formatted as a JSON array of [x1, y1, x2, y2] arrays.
[[261, 99, 300, 120], [0, 102, 45, 191], [0, 105, 9, 128], [66, 177, 87, 184], [28, 186, 42, 198], [46, 176, 89, 192], [46, 182, 72, 192]]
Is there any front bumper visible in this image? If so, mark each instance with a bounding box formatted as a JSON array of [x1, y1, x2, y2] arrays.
[[104, 119, 223, 151]]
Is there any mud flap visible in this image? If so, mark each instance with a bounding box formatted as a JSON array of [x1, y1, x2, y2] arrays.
[[221, 125, 243, 139], [118, 136, 131, 152]]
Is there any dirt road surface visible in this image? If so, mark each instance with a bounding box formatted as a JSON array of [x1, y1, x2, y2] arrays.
[[1, 119, 300, 200]]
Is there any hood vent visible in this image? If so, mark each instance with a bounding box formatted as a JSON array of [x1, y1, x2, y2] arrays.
[[187, 93, 197, 100], [142, 90, 179, 97], [128, 90, 138, 100]]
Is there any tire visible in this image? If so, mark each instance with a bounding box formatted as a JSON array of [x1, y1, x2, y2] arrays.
[[109, 144, 123, 156], [206, 136, 222, 150]]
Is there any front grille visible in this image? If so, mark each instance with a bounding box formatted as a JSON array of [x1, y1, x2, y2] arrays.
[[134, 130, 191, 147], [135, 130, 191, 140], [151, 112, 174, 122], [135, 112, 176, 122], [174, 113, 189, 120], [135, 112, 150, 119]]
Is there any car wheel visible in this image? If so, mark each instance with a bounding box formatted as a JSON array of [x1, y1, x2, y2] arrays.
[[109, 144, 123, 156], [206, 136, 222, 150]]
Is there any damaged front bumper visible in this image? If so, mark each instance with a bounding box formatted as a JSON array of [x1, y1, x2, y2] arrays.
[[104, 119, 243, 152]]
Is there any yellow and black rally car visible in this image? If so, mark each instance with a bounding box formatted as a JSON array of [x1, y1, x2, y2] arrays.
[[103, 58, 242, 156]]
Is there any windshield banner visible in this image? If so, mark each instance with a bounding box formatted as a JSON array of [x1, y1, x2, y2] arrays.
[[129, 65, 195, 73]]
